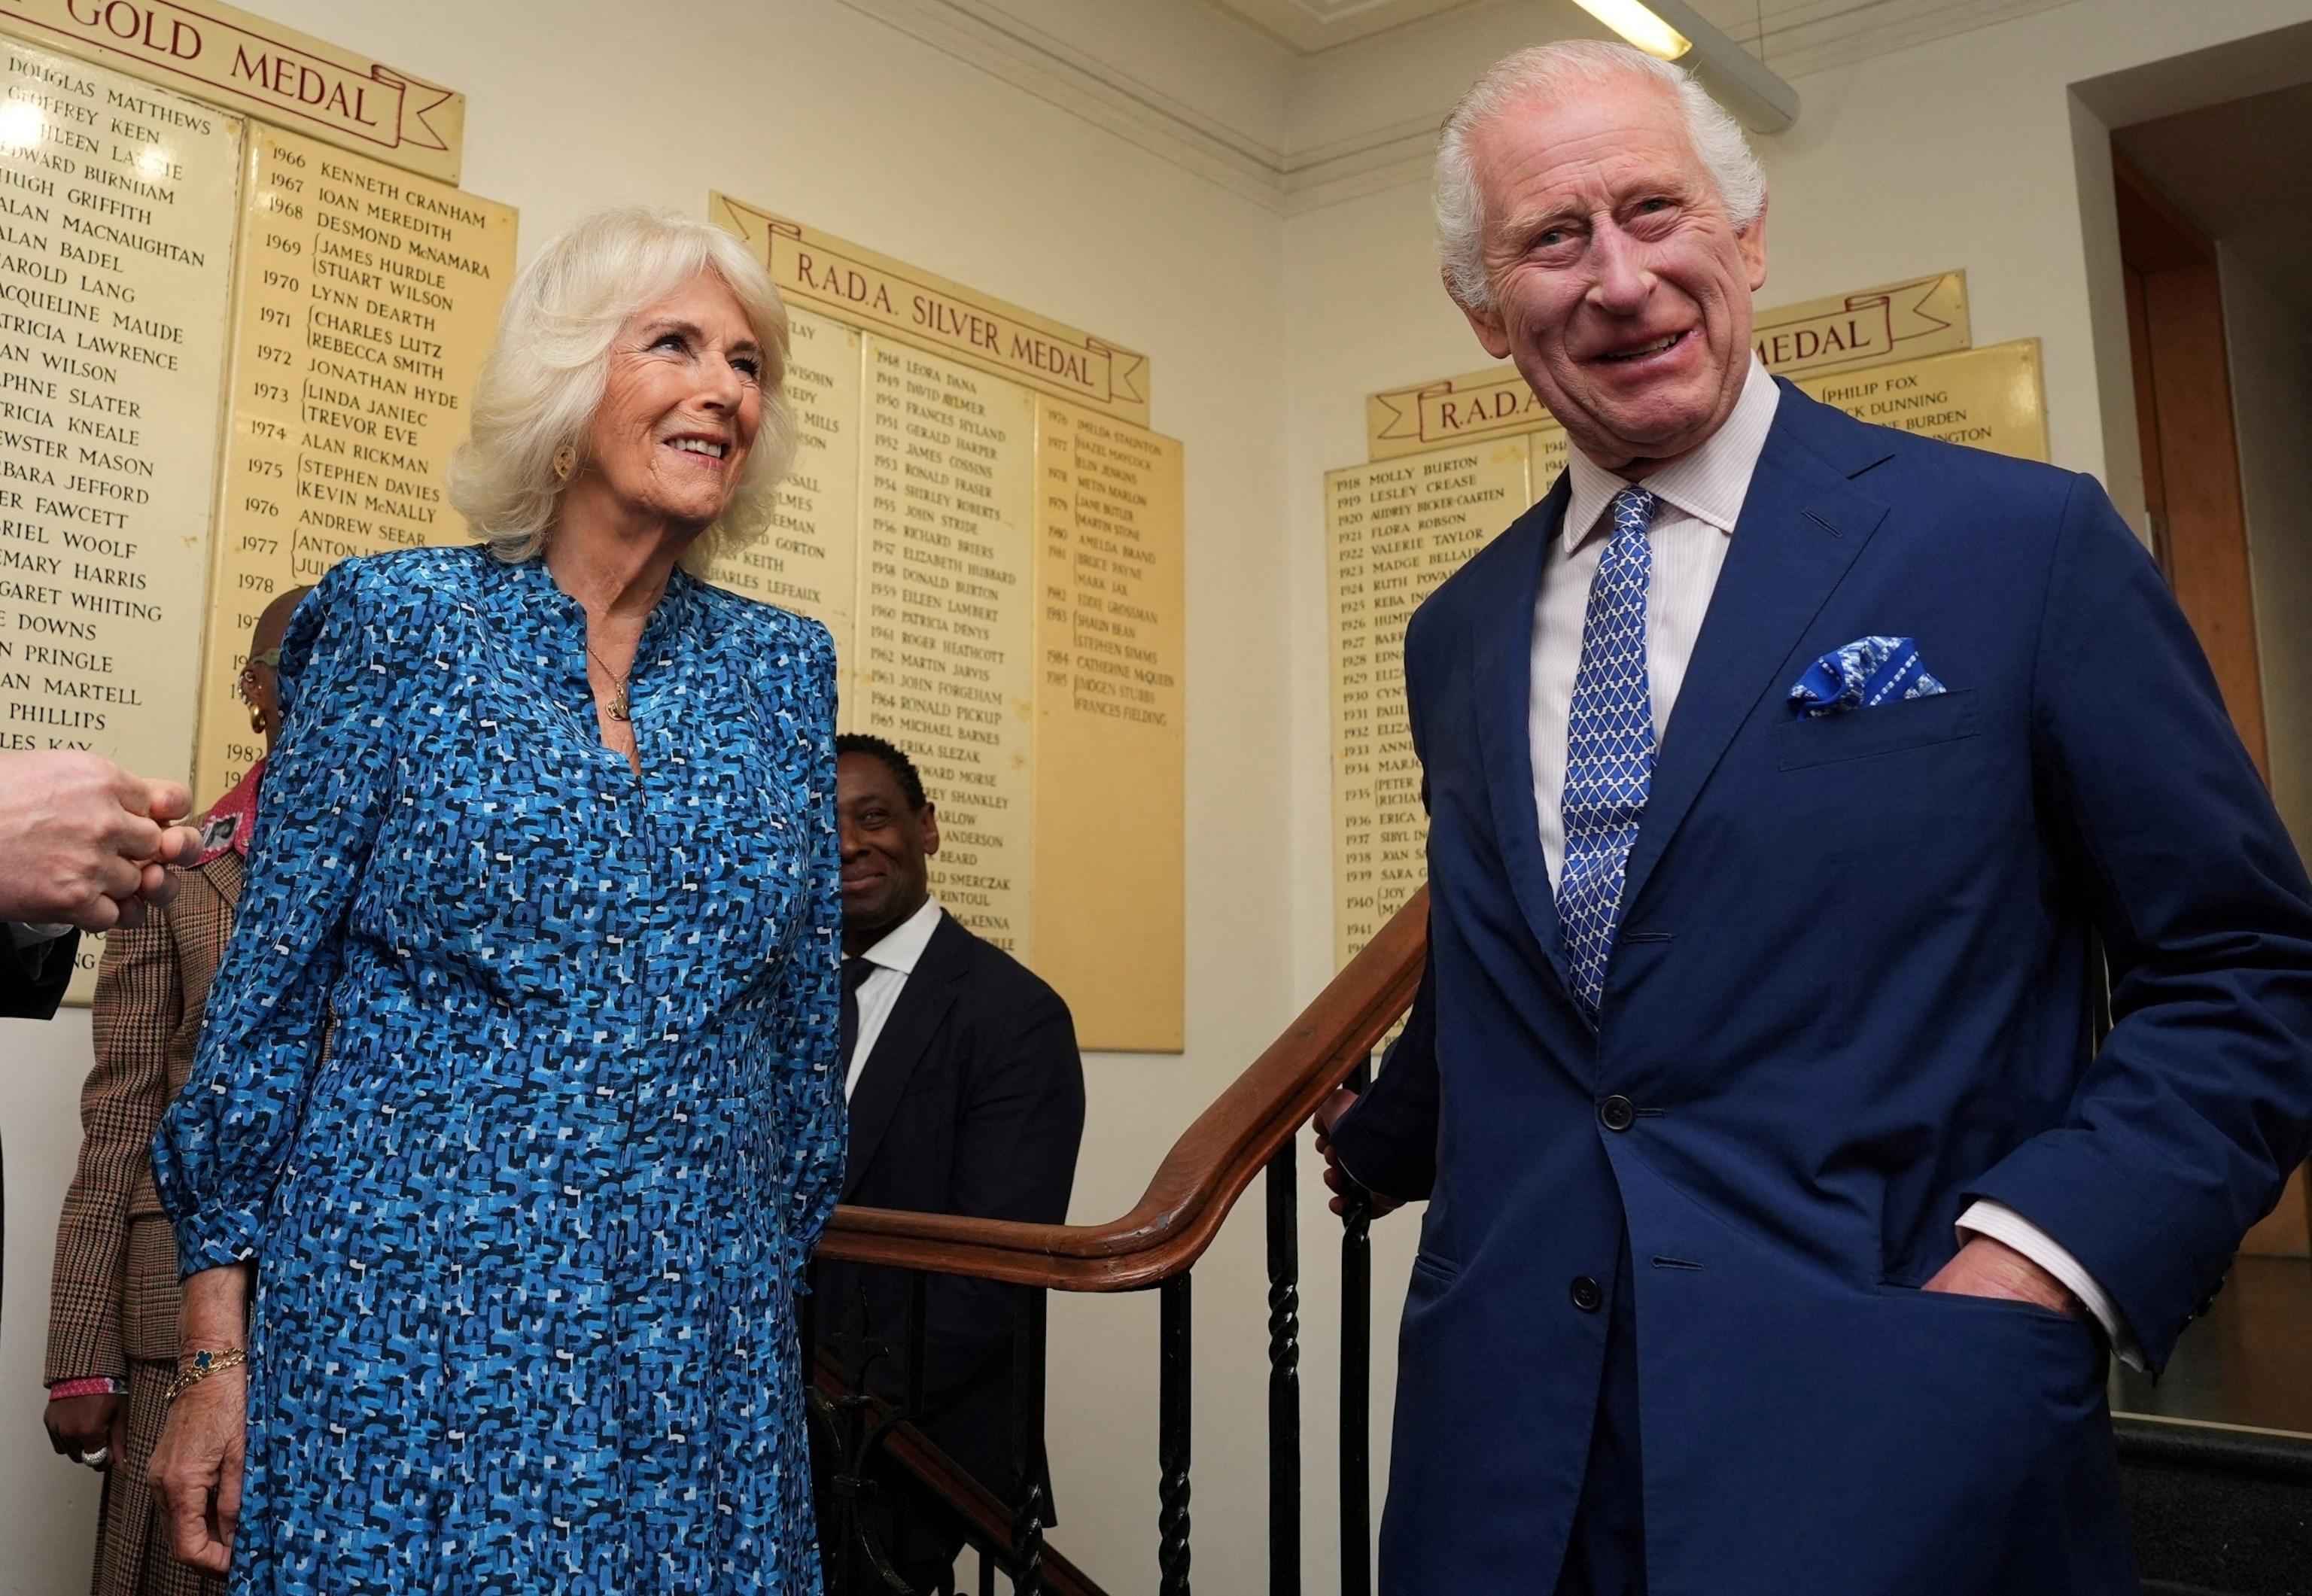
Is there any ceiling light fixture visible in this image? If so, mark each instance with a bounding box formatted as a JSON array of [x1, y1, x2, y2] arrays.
[[1568, 0, 1690, 60], [1567, 0, 1800, 133]]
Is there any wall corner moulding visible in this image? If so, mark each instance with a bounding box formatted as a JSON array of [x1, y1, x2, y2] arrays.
[[0, 0, 464, 181]]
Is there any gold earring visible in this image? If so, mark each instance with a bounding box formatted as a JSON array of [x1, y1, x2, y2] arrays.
[[552, 445, 576, 481], [249, 706, 265, 734]]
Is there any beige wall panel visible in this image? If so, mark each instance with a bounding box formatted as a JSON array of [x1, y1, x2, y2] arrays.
[[856, 332, 1039, 956], [701, 303, 864, 716], [1327, 436, 1529, 968], [0, 38, 240, 1004], [191, 122, 513, 810], [1033, 397, 1184, 1050]]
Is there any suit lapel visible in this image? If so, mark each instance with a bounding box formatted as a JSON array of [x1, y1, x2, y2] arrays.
[[841, 912, 968, 1200], [1472, 476, 1574, 989], [1618, 391, 1894, 917], [204, 850, 245, 912]]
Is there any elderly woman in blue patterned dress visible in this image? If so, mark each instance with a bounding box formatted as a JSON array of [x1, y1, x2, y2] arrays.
[[144, 207, 847, 1594]]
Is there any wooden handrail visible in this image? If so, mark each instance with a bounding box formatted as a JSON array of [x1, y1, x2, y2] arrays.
[[817, 888, 1428, 1292]]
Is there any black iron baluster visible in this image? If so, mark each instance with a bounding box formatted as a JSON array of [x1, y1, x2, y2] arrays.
[[1011, 1284, 1050, 1596], [1339, 1054, 1373, 1596], [1267, 1142, 1301, 1596], [978, 1550, 996, 1596], [1158, 1271, 1194, 1596], [892, 1270, 928, 1584]]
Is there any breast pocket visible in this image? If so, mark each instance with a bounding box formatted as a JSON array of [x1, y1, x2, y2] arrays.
[[1775, 689, 1979, 771]]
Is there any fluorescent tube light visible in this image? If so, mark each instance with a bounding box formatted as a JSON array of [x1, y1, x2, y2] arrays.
[[1568, 0, 1802, 132], [1568, 0, 1692, 60]]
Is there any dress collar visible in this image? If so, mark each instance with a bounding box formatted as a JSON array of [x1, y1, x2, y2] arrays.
[[489, 547, 702, 715], [1560, 355, 1781, 553]]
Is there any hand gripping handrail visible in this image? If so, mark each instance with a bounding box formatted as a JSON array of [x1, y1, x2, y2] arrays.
[[816, 889, 1429, 1292]]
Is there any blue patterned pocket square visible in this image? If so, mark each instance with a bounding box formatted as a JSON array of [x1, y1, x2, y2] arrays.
[[1788, 636, 1945, 718]]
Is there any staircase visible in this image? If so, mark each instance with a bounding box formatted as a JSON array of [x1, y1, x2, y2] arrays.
[[807, 889, 2312, 1594]]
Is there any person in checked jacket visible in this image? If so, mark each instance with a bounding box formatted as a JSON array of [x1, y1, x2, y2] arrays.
[[41, 585, 307, 1596]]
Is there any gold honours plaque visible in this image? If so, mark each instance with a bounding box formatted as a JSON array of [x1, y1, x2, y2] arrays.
[[713, 196, 1185, 1050], [0, 38, 241, 999], [190, 121, 513, 807], [1325, 439, 1531, 968], [1796, 339, 2047, 461], [1328, 277, 2043, 966], [713, 193, 1150, 428], [1364, 271, 1972, 461], [0, 0, 462, 180], [1033, 399, 1183, 1049]]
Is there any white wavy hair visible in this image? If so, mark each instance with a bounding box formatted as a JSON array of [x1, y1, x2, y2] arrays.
[[1435, 40, 1767, 313], [447, 206, 796, 575]]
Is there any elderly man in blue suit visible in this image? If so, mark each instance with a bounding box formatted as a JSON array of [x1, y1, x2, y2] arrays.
[[1316, 38, 2312, 1596]]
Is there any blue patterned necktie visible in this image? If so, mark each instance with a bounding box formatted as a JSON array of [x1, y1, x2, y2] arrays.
[[1559, 485, 1659, 1022]]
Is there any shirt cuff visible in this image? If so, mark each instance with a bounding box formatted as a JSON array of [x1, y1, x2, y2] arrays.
[[1957, 1199, 2145, 1370]]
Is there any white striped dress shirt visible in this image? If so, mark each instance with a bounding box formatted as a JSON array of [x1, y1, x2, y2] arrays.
[[1529, 354, 1779, 889], [1521, 354, 2138, 1360]]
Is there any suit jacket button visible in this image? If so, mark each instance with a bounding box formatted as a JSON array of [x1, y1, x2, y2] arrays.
[[1571, 1275, 1604, 1312], [1598, 1095, 1636, 1132]]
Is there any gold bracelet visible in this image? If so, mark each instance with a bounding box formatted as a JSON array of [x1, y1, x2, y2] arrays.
[[164, 1347, 248, 1404]]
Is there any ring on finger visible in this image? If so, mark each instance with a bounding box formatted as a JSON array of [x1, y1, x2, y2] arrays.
[[78, 1446, 110, 1469]]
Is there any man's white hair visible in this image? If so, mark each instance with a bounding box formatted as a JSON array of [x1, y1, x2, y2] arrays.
[[1435, 40, 1766, 312], [446, 205, 796, 576]]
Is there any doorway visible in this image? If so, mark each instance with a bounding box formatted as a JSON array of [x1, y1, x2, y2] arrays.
[[2103, 91, 2312, 1438]]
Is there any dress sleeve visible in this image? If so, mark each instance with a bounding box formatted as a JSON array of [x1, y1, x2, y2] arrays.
[[768, 619, 847, 1287], [153, 564, 400, 1272], [45, 904, 181, 1382]]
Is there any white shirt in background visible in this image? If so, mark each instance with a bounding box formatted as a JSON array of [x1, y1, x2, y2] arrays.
[[844, 894, 944, 1100]]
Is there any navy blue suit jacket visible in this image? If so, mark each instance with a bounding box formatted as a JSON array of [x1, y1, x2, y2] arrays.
[[1331, 382, 2312, 1594]]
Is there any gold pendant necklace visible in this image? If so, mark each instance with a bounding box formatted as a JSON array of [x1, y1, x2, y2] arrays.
[[585, 640, 634, 723]]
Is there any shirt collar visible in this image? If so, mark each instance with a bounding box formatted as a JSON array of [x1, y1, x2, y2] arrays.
[[1559, 355, 1781, 554], [856, 893, 943, 976]]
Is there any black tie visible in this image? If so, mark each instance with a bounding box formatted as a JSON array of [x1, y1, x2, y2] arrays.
[[839, 957, 875, 1069]]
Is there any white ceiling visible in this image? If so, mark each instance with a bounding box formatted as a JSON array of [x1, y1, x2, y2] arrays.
[[838, 0, 2084, 211], [1200, 0, 2073, 65], [1202, 0, 1491, 55]]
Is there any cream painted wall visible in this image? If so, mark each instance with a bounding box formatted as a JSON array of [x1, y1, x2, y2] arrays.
[[0, 2, 1315, 1591], [2225, 254, 2312, 857]]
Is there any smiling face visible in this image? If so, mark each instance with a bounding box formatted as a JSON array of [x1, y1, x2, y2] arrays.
[[1456, 77, 1768, 473], [571, 270, 764, 537], [838, 751, 938, 954]]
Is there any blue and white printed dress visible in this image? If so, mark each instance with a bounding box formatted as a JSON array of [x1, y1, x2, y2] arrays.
[[154, 546, 847, 1594]]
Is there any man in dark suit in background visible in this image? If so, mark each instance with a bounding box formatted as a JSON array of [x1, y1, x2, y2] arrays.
[[812, 734, 1085, 1590]]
